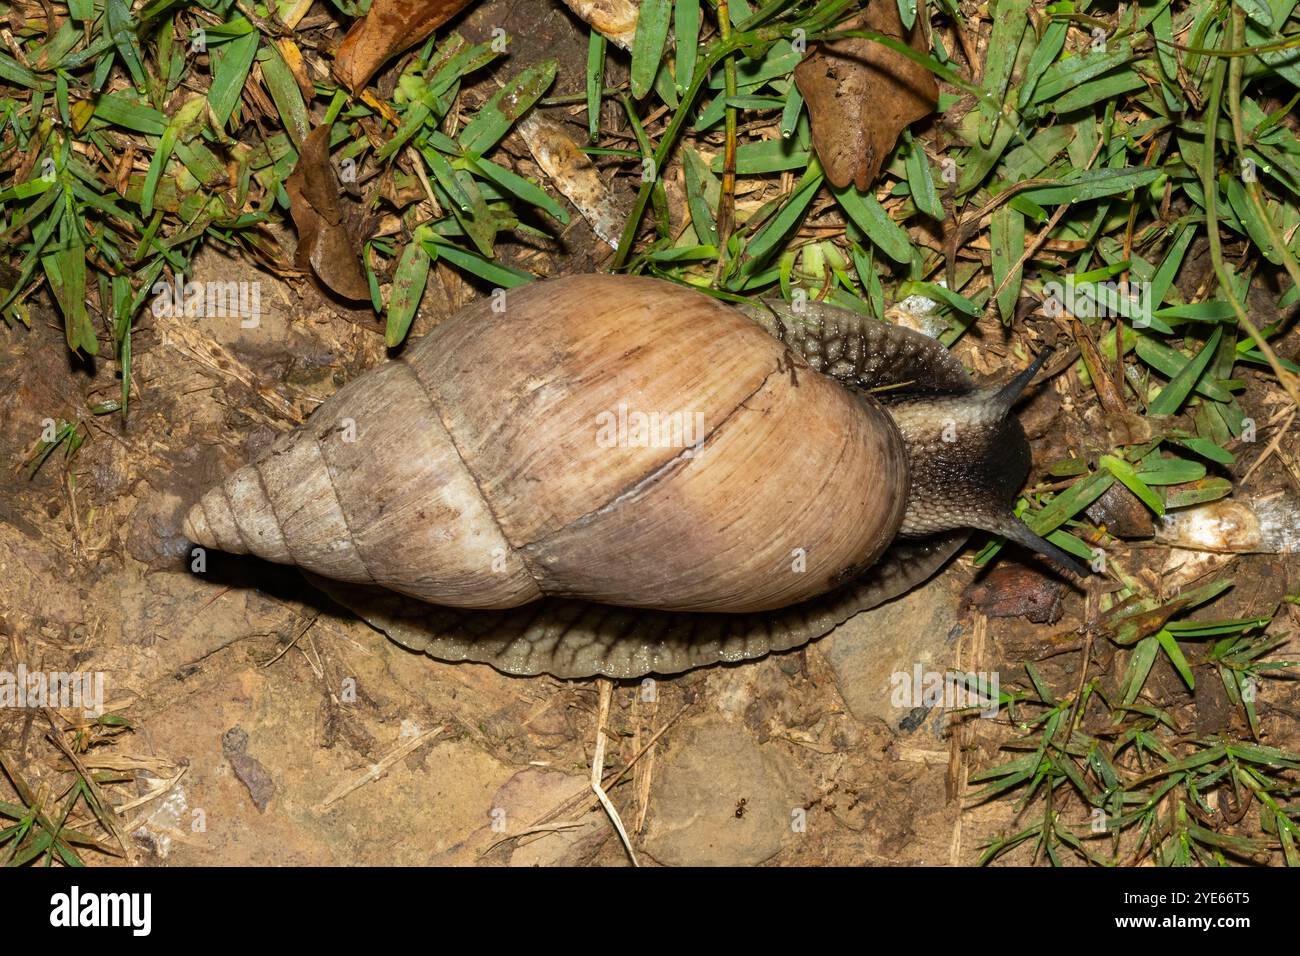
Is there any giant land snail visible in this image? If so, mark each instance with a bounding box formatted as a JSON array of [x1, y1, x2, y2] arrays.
[[183, 275, 1086, 678]]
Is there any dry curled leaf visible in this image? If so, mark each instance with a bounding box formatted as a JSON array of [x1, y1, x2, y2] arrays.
[[793, 2, 938, 190], [333, 0, 478, 93], [285, 124, 371, 301], [560, 0, 640, 50], [517, 112, 625, 248]]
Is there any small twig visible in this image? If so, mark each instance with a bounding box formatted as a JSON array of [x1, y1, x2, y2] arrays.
[[405, 144, 444, 220], [715, 0, 739, 265], [481, 820, 590, 855], [1241, 409, 1296, 482], [313, 725, 443, 812], [261, 612, 320, 667], [590, 680, 638, 866]]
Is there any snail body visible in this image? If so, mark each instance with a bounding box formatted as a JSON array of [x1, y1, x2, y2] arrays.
[[184, 275, 1078, 677]]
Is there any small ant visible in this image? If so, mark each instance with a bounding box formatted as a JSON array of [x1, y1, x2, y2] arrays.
[[734, 798, 748, 819]]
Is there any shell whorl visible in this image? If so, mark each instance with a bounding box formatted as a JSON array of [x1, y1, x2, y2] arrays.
[[182, 359, 542, 609], [183, 275, 912, 613]]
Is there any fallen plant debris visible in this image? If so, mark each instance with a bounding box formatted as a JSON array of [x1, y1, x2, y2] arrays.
[[284, 122, 373, 299], [334, 0, 479, 93], [794, 1, 939, 190], [517, 111, 626, 247]]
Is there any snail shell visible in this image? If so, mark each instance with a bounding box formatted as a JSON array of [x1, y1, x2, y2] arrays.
[[184, 275, 910, 612], [184, 275, 1073, 677]]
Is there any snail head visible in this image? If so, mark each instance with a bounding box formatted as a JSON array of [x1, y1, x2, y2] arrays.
[[881, 349, 1090, 577]]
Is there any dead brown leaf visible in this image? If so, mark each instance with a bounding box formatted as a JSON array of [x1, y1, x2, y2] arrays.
[[1085, 482, 1155, 539], [961, 564, 1066, 624], [333, 0, 478, 93], [517, 112, 625, 248], [793, 3, 938, 190], [285, 124, 371, 301], [1068, 318, 1132, 416]]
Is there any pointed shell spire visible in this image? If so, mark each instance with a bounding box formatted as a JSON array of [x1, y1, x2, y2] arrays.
[[183, 362, 543, 609]]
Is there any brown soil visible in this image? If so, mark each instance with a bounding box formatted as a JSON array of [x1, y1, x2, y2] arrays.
[[2, 0, 1298, 868]]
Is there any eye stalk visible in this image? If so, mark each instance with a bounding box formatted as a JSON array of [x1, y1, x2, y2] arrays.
[[974, 510, 1092, 579], [988, 346, 1056, 414], [883, 347, 1092, 579]]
